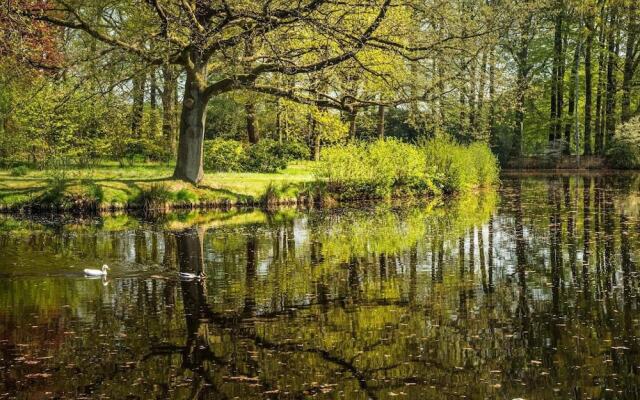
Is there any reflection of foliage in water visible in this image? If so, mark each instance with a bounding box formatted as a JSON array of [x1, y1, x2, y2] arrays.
[[3, 178, 640, 399], [315, 191, 497, 263]]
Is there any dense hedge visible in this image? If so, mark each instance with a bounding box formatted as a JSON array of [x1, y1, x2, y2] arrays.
[[423, 137, 500, 193], [204, 139, 309, 173], [317, 137, 499, 200]]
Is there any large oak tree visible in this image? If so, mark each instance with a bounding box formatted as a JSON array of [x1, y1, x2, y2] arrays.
[[20, 0, 404, 183]]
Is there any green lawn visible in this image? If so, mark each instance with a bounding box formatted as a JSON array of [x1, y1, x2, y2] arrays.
[[0, 161, 317, 210]]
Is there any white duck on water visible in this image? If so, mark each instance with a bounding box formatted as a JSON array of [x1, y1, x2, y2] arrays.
[[179, 271, 206, 280], [84, 264, 110, 277]]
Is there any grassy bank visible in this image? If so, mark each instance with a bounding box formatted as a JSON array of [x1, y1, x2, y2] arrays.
[[0, 139, 500, 212], [0, 162, 316, 212]]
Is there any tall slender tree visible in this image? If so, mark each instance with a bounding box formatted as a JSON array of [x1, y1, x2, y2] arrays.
[[621, 2, 639, 123], [550, 0, 566, 145], [564, 32, 582, 154], [594, 3, 607, 154], [604, 7, 620, 148], [584, 5, 596, 155], [511, 5, 535, 157]]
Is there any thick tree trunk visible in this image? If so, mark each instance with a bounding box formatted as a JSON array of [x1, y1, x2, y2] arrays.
[[469, 55, 478, 132], [377, 104, 385, 139], [246, 102, 259, 144], [308, 112, 319, 161], [573, 38, 581, 156], [348, 110, 357, 140], [558, 33, 567, 142], [459, 85, 467, 136], [150, 72, 157, 109], [437, 59, 446, 132], [514, 66, 527, 157], [478, 50, 488, 140], [162, 64, 178, 153], [409, 60, 419, 126], [549, 14, 560, 142], [584, 17, 594, 155], [173, 72, 207, 184], [244, 37, 259, 144]]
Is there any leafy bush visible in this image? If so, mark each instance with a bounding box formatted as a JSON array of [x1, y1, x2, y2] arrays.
[[274, 141, 310, 161], [85, 182, 104, 203], [9, 165, 29, 177], [470, 142, 500, 187], [423, 136, 467, 192], [204, 138, 247, 172], [606, 116, 640, 169], [244, 139, 288, 172], [423, 136, 498, 193], [318, 143, 378, 198], [261, 181, 299, 205], [136, 183, 173, 209], [369, 139, 426, 189], [318, 139, 436, 199], [318, 137, 499, 199], [203, 138, 303, 173]]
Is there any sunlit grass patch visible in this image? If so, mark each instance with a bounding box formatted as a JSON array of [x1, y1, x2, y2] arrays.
[[0, 161, 316, 211]]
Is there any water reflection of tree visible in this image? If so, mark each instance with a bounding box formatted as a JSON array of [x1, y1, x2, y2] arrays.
[[514, 178, 529, 333], [150, 228, 390, 398], [6, 182, 640, 398], [582, 177, 592, 298], [142, 200, 510, 398]]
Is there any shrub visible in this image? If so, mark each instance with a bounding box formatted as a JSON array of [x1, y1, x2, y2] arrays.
[[244, 139, 288, 173], [203, 138, 247, 172], [38, 178, 67, 207], [318, 137, 499, 199], [318, 139, 435, 199], [203, 139, 299, 173], [606, 116, 640, 169], [85, 182, 104, 203], [422, 136, 499, 193], [114, 138, 166, 166], [318, 142, 381, 198], [9, 165, 29, 177], [469, 142, 500, 187], [275, 141, 310, 161], [136, 183, 173, 209], [369, 138, 427, 190]]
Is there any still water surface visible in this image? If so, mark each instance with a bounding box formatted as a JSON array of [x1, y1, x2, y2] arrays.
[[1, 174, 640, 399]]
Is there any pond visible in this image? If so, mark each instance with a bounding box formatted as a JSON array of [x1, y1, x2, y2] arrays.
[[1, 173, 639, 399]]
